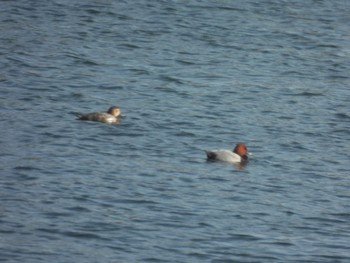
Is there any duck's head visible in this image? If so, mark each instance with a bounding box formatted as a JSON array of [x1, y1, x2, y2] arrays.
[[107, 106, 121, 117], [233, 143, 248, 160]]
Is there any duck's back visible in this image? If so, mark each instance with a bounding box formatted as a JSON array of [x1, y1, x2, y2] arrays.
[[79, 112, 116, 123], [206, 150, 242, 163]]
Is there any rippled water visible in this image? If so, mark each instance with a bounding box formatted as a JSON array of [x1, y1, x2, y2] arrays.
[[1, 0, 350, 262]]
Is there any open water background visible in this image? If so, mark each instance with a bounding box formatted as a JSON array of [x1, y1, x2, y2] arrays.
[[1, 0, 350, 262]]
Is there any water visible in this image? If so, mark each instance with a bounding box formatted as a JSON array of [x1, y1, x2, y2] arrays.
[[1, 0, 350, 262]]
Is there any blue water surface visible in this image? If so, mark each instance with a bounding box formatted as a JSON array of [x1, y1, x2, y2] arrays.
[[1, 0, 350, 262]]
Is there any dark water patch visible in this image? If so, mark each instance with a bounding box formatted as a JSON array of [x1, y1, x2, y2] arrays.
[[175, 58, 197, 66], [328, 212, 350, 221], [269, 240, 294, 247], [13, 165, 41, 171], [317, 255, 350, 262], [331, 128, 350, 137], [43, 211, 73, 219], [160, 75, 187, 85], [334, 112, 350, 120], [327, 74, 349, 80], [0, 228, 16, 234], [296, 91, 325, 97], [12, 171, 39, 181], [128, 67, 150, 75], [67, 92, 85, 101], [64, 53, 99, 66], [282, 90, 326, 97], [66, 206, 91, 213], [72, 195, 93, 203], [118, 42, 142, 49], [62, 230, 107, 240], [211, 251, 280, 262], [143, 256, 171, 262], [304, 216, 347, 225], [279, 141, 309, 151], [113, 198, 158, 205]]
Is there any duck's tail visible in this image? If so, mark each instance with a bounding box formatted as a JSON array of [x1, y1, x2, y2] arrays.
[[205, 150, 217, 160], [72, 111, 84, 120]]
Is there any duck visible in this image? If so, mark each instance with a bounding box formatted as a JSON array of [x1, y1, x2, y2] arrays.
[[77, 106, 122, 123], [205, 143, 248, 164]]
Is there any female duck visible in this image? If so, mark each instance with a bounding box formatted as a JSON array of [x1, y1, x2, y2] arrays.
[[78, 106, 122, 124], [205, 143, 248, 164]]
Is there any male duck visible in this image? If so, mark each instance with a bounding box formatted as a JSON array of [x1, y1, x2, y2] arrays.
[[205, 143, 248, 164]]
